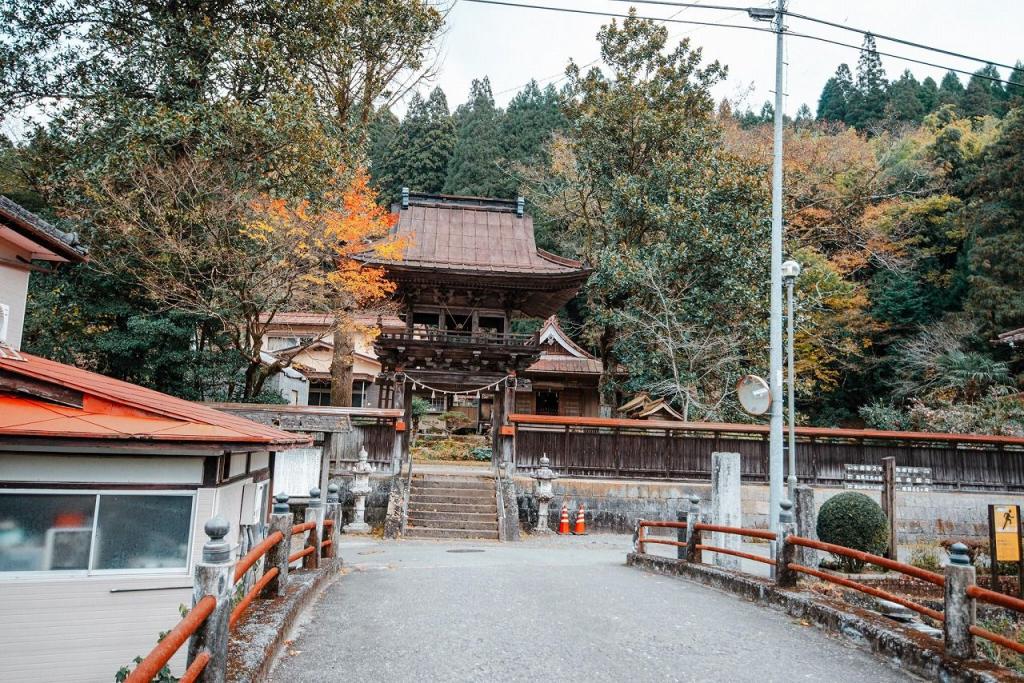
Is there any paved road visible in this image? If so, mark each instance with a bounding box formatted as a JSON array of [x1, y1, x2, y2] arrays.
[[270, 535, 913, 682]]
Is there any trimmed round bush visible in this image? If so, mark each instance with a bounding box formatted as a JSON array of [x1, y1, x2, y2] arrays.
[[816, 491, 889, 572]]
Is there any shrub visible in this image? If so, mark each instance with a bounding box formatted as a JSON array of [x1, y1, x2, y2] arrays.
[[816, 492, 890, 572], [909, 544, 942, 573], [470, 446, 492, 462]]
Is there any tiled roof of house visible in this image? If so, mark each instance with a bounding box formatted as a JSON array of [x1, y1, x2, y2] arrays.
[[0, 196, 88, 262], [0, 353, 309, 447]]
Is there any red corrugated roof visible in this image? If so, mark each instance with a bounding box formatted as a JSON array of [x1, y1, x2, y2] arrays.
[[0, 353, 309, 447]]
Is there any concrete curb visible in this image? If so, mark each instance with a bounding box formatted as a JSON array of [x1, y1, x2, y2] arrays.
[[226, 558, 344, 683], [626, 553, 1021, 683]]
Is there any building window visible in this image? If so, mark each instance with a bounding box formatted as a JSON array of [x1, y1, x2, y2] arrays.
[[535, 390, 559, 416], [0, 492, 194, 574], [308, 381, 332, 406], [352, 380, 368, 408]]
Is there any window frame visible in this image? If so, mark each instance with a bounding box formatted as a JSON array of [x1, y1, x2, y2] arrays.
[[0, 488, 197, 579]]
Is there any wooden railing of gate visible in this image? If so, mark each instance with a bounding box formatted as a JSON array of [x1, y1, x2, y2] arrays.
[[511, 414, 1024, 490]]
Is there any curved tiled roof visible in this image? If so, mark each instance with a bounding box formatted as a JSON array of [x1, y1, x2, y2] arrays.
[[0, 196, 88, 262], [360, 196, 587, 276], [0, 353, 308, 447]]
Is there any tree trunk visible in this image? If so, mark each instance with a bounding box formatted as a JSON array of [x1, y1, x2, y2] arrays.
[[330, 310, 355, 406], [597, 323, 617, 416], [243, 359, 264, 401]]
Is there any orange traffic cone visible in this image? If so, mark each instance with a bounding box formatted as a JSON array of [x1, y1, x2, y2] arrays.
[[573, 504, 586, 535], [558, 503, 570, 535]]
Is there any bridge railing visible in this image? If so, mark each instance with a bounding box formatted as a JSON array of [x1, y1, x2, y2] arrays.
[[632, 497, 1024, 663], [124, 487, 341, 682]]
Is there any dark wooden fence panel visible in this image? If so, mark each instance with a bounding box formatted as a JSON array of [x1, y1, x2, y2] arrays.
[[512, 417, 1024, 492]]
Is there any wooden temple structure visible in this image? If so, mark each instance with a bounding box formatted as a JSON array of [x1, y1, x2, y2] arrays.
[[357, 190, 592, 460]]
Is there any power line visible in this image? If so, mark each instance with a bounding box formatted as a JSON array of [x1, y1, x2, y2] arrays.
[[461, 0, 1021, 88], [460, 0, 774, 36], [614, 0, 1020, 73]]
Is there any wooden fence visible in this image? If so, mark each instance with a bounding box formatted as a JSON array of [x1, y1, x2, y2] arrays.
[[510, 414, 1024, 491]]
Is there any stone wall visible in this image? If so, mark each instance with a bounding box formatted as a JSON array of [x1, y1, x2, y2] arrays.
[[513, 476, 1024, 546]]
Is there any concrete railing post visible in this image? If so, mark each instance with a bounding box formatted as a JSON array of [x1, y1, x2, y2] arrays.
[[685, 501, 704, 564], [262, 493, 292, 598], [774, 499, 798, 587], [944, 543, 977, 660], [186, 516, 236, 682], [324, 483, 341, 559], [304, 487, 323, 570], [684, 494, 701, 562], [711, 452, 742, 570], [793, 484, 817, 568]]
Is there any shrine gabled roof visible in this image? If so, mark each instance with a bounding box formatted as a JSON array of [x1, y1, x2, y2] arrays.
[[0, 352, 309, 448], [358, 193, 589, 278]]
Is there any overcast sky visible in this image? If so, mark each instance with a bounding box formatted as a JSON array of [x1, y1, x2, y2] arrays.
[[414, 0, 1024, 116]]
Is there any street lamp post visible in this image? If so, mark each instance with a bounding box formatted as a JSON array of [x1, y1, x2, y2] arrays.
[[782, 260, 801, 500]]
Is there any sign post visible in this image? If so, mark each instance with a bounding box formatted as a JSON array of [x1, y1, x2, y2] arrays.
[[988, 504, 1024, 596]]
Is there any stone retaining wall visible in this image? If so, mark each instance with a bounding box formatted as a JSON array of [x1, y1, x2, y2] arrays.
[[514, 476, 1024, 547]]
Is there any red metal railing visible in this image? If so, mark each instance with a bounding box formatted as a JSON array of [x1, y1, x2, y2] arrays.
[[636, 520, 687, 554], [126, 594, 217, 683], [691, 523, 776, 566], [289, 545, 315, 563], [234, 530, 284, 583], [965, 585, 1024, 654], [784, 536, 943, 623]]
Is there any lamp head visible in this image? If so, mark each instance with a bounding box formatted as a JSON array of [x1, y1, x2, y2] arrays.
[[781, 260, 801, 282]]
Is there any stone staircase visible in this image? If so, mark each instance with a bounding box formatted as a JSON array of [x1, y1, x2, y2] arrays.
[[405, 473, 500, 540]]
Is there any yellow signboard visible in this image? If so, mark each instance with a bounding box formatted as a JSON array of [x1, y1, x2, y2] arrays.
[[993, 505, 1021, 562]]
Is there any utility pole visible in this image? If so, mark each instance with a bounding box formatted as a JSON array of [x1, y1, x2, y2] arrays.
[[767, 0, 786, 532]]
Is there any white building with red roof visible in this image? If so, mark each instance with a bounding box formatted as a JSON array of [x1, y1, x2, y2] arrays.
[[0, 197, 310, 681]]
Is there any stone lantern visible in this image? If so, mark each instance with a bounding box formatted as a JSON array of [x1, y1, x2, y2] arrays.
[[344, 447, 373, 534], [531, 453, 558, 534]]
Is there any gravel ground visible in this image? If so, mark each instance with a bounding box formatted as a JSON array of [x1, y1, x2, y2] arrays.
[[270, 534, 915, 682]]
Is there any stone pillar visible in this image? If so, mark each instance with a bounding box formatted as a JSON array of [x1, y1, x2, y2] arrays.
[[944, 543, 977, 659], [262, 494, 292, 598], [775, 499, 798, 586], [676, 510, 687, 560], [186, 517, 236, 682], [344, 447, 373, 534], [324, 484, 341, 559], [793, 484, 817, 568], [501, 383, 515, 473], [303, 487, 323, 570], [684, 494, 701, 562], [531, 454, 557, 534], [711, 452, 742, 570]]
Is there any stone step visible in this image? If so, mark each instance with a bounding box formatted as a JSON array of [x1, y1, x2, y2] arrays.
[[408, 501, 497, 514], [404, 526, 499, 540], [408, 510, 497, 524], [410, 478, 494, 491], [409, 489, 495, 503], [406, 517, 497, 531]]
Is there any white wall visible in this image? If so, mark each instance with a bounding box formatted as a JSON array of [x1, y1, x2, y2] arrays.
[[0, 476, 260, 682], [0, 241, 31, 350]]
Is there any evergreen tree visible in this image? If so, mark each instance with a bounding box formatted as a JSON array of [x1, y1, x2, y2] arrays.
[[393, 87, 456, 195], [816, 64, 853, 122], [886, 70, 924, 123], [918, 76, 939, 114], [498, 80, 565, 195], [937, 71, 965, 110], [366, 107, 401, 199], [444, 77, 507, 196], [966, 109, 1024, 337], [1008, 61, 1024, 104], [961, 65, 1001, 118], [794, 103, 813, 126], [848, 34, 888, 130]]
